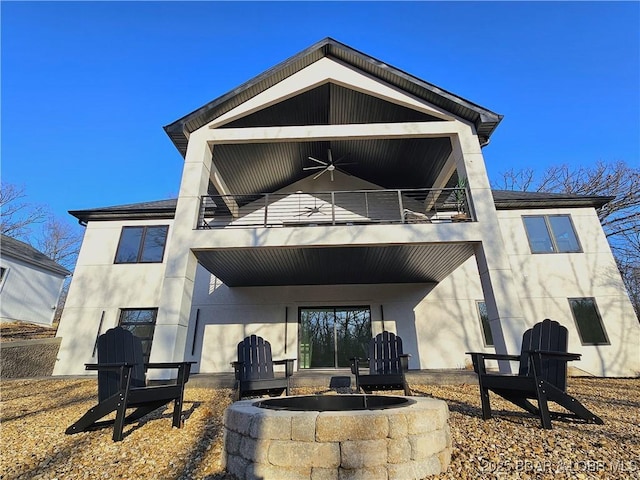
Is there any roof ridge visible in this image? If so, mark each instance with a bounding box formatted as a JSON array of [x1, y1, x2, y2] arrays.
[[0, 234, 70, 276]]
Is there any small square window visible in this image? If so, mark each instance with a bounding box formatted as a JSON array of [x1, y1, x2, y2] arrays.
[[523, 215, 581, 254], [115, 226, 169, 264], [568, 298, 609, 345], [476, 301, 494, 347]]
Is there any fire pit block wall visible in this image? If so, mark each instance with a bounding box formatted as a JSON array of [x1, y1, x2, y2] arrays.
[[222, 396, 451, 480]]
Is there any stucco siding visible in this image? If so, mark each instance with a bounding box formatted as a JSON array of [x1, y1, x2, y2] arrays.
[[187, 259, 490, 374], [54, 206, 639, 377], [53, 219, 173, 375], [496, 209, 640, 377]]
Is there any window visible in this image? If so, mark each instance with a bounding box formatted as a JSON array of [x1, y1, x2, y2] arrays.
[[476, 301, 494, 347], [0, 267, 7, 291], [119, 308, 158, 361], [568, 298, 609, 345], [523, 215, 581, 253], [115, 226, 169, 263]]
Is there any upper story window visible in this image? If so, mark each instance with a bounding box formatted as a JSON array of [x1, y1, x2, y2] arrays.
[[522, 215, 581, 254], [114, 226, 169, 264]]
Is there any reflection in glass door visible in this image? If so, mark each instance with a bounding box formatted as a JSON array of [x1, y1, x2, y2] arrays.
[[299, 307, 371, 368]]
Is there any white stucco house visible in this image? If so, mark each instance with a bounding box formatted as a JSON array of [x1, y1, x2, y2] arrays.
[[54, 38, 639, 378], [0, 234, 70, 326]]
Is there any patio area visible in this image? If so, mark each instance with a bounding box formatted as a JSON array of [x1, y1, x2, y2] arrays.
[[1, 377, 638, 479]]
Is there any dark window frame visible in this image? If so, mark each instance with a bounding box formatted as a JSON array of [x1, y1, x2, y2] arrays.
[[568, 297, 610, 346], [118, 308, 158, 362], [476, 301, 494, 347], [114, 225, 169, 264], [0, 266, 8, 291], [522, 214, 582, 254]]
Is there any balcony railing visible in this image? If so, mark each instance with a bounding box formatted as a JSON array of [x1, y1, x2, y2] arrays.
[[197, 187, 472, 229]]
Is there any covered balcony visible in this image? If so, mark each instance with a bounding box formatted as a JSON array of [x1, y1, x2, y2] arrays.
[[197, 186, 472, 229]]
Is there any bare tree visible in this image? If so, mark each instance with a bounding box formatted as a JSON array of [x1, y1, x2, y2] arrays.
[[494, 160, 640, 318], [0, 182, 47, 239], [492, 167, 537, 192], [536, 162, 639, 245], [35, 216, 83, 272], [1, 182, 82, 272]]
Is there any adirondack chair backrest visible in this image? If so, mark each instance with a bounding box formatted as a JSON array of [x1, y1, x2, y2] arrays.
[[97, 327, 147, 402], [237, 335, 275, 381], [518, 319, 569, 391], [369, 331, 404, 375]]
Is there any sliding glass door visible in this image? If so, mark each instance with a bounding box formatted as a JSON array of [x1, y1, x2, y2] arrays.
[[299, 307, 371, 368]]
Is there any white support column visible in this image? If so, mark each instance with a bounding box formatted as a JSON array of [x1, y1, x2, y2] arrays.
[[149, 130, 213, 377], [454, 127, 528, 372]]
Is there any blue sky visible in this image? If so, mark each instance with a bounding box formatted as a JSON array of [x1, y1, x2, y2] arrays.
[[2, 1, 639, 225]]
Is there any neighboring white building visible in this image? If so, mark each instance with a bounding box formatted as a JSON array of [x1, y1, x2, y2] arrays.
[[54, 38, 639, 378], [0, 235, 70, 326]]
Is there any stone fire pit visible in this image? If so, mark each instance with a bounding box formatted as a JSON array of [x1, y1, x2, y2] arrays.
[[222, 394, 451, 480]]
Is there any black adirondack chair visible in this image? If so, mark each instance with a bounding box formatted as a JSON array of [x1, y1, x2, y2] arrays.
[[467, 319, 604, 429], [232, 335, 295, 400], [66, 326, 194, 441], [350, 331, 411, 395]]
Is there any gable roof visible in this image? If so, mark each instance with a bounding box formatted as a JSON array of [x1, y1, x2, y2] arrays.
[[68, 191, 613, 224], [163, 37, 503, 156], [0, 235, 71, 277]]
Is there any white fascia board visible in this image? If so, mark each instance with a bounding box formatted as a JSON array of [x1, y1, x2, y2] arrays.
[[185, 222, 484, 250], [201, 121, 463, 144], [206, 57, 457, 129]]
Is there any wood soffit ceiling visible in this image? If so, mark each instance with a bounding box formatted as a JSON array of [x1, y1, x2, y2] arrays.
[[194, 243, 476, 287], [210, 83, 453, 195]]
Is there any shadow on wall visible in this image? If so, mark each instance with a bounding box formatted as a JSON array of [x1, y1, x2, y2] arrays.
[[185, 264, 436, 374]]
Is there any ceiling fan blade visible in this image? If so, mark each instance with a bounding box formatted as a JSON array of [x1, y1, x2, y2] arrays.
[[330, 169, 334, 181], [303, 165, 326, 171], [335, 161, 357, 167], [313, 168, 329, 180], [327, 149, 333, 164], [308, 156, 328, 166]]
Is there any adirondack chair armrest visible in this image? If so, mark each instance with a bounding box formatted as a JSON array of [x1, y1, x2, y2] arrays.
[[144, 361, 195, 383], [145, 361, 196, 369], [85, 362, 135, 371], [466, 352, 521, 361], [272, 358, 296, 377], [231, 361, 244, 381], [350, 357, 372, 375], [398, 353, 411, 372], [465, 352, 521, 375], [526, 350, 582, 361]]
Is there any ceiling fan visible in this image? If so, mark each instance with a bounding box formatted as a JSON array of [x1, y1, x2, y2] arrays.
[[303, 148, 355, 181]]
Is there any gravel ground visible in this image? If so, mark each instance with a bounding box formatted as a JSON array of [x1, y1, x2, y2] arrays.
[[1, 377, 638, 479]]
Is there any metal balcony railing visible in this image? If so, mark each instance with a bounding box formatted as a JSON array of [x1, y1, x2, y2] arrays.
[[197, 187, 472, 229]]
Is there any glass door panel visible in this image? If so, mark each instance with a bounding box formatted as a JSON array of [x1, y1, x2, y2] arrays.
[[299, 307, 371, 369], [335, 308, 371, 367]]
